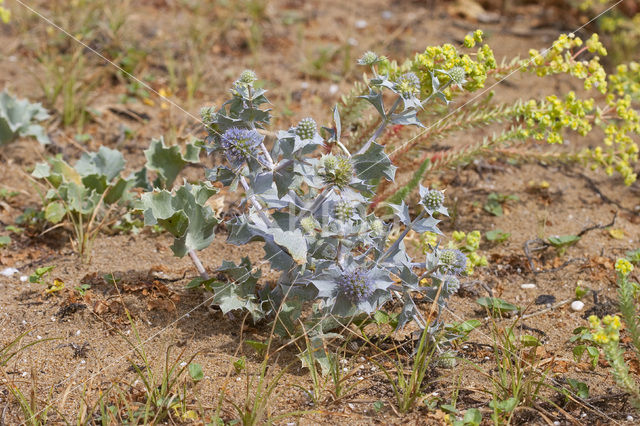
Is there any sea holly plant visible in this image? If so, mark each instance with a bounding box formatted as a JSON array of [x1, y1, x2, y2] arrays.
[[146, 65, 469, 341]]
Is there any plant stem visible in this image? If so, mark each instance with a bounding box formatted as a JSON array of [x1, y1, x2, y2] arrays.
[[378, 210, 425, 264], [239, 175, 272, 227], [188, 250, 209, 280], [356, 95, 402, 155]]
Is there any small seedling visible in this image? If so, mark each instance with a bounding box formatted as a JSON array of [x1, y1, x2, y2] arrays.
[[485, 229, 510, 243], [547, 234, 580, 256], [74, 283, 91, 296], [483, 193, 518, 217], [476, 297, 519, 316]]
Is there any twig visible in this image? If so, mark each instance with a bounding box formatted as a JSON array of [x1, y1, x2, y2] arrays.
[[577, 211, 617, 237], [519, 299, 571, 320]]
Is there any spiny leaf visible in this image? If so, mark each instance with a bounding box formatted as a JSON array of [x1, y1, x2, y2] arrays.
[[144, 137, 201, 189]]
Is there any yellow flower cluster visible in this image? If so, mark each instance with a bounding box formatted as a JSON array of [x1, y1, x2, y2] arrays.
[[378, 30, 496, 101], [0, 0, 10, 23], [521, 33, 638, 185], [525, 34, 607, 93], [589, 314, 622, 344], [615, 258, 634, 276], [516, 92, 595, 144]]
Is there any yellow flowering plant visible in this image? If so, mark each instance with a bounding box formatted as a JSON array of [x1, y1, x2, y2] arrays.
[[339, 31, 640, 206], [589, 258, 640, 409], [0, 0, 9, 24]]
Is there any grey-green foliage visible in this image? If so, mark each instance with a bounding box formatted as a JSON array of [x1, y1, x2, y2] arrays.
[[145, 58, 469, 351], [144, 136, 201, 188], [32, 147, 137, 257], [140, 181, 218, 257], [0, 90, 50, 145], [31, 140, 201, 258]]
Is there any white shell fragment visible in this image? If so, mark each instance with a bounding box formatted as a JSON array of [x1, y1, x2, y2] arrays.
[[0, 267, 19, 277], [520, 283, 536, 289], [571, 300, 584, 311]]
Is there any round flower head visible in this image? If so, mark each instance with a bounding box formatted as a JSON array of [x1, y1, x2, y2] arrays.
[[295, 117, 317, 140], [238, 70, 257, 85], [395, 72, 421, 98], [358, 51, 379, 66], [318, 154, 353, 189], [200, 105, 216, 126], [439, 249, 467, 275], [334, 201, 354, 222], [337, 268, 374, 303], [422, 189, 445, 211], [448, 66, 466, 85], [220, 127, 262, 166], [300, 216, 317, 234], [442, 275, 460, 295], [370, 219, 384, 236]]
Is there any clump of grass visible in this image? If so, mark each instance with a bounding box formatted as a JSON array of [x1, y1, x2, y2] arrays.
[[370, 327, 438, 413]]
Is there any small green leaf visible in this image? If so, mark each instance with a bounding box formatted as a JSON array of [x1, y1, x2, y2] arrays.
[[476, 297, 518, 315], [548, 235, 581, 248], [520, 334, 541, 347], [440, 404, 458, 414], [567, 378, 589, 399], [462, 408, 482, 425], [188, 363, 203, 382], [485, 229, 510, 243], [44, 201, 66, 224], [233, 356, 246, 374], [0, 235, 10, 247], [483, 200, 503, 216], [245, 340, 267, 356]]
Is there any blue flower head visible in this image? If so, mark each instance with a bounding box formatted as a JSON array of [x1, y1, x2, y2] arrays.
[[439, 249, 467, 275], [220, 127, 263, 166], [337, 268, 374, 304], [442, 275, 460, 295]]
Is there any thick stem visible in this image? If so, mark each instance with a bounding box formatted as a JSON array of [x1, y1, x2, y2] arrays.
[[259, 142, 275, 170], [189, 250, 209, 280], [240, 175, 272, 227]]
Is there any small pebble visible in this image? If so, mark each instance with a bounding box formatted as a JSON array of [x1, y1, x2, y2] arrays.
[[355, 19, 367, 29], [553, 422, 560, 426], [520, 283, 536, 289], [20, 275, 28, 282], [329, 84, 339, 95], [1, 267, 19, 277], [627, 415, 634, 421], [381, 10, 393, 19], [571, 300, 585, 312], [76, 330, 81, 336]]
